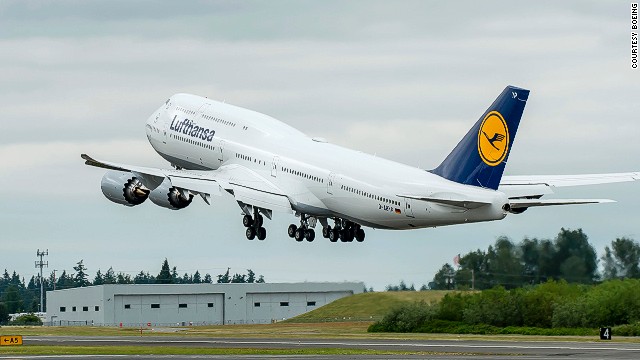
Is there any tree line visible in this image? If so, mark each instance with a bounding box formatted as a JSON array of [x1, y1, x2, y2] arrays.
[[369, 279, 640, 336], [0, 258, 265, 322], [430, 228, 640, 290]]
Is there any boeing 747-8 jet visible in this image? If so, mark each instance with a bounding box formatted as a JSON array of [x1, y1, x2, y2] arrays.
[[82, 86, 639, 242]]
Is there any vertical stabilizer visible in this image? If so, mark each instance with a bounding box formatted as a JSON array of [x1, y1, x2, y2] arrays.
[[431, 86, 529, 190]]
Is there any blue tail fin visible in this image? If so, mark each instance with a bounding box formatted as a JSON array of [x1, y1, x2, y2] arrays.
[[431, 85, 529, 190]]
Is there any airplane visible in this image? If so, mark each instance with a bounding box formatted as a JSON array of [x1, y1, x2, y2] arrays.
[[82, 86, 640, 243]]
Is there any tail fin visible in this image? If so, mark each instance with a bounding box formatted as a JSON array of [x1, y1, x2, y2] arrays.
[[431, 85, 529, 190]]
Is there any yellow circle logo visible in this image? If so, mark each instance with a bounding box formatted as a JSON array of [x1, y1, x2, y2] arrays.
[[477, 111, 509, 166]]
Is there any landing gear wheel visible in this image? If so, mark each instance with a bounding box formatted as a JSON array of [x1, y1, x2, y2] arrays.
[[242, 215, 253, 227], [322, 226, 331, 239], [288, 224, 297, 238], [355, 228, 365, 242], [305, 229, 315, 242], [340, 229, 349, 242], [347, 229, 355, 242], [255, 214, 264, 227], [329, 229, 339, 242], [257, 227, 266, 241], [294, 228, 305, 242], [246, 227, 256, 240]]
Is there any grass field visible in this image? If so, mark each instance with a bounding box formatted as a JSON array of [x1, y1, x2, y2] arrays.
[[0, 345, 466, 357], [2, 291, 638, 344], [285, 290, 454, 323]]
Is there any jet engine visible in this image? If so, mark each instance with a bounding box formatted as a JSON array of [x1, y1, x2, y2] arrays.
[[101, 170, 149, 206], [148, 179, 194, 210]]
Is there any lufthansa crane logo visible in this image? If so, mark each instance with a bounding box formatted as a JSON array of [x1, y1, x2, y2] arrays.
[[477, 111, 509, 166]]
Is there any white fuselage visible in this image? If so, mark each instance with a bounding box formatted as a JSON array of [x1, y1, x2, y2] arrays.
[[144, 94, 508, 230]]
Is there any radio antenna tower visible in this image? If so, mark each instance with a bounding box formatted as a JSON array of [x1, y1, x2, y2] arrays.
[[35, 249, 49, 312]]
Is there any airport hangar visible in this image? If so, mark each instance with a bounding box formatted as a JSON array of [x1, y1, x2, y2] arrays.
[[46, 282, 363, 326]]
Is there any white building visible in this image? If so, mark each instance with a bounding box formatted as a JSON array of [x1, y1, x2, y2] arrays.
[[46, 282, 363, 326]]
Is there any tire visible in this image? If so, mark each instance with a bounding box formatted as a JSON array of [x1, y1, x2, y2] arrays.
[[287, 224, 297, 238], [305, 229, 315, 242], [245, 227, 256, 240], [257, 227, 266, 241], [347, 229, 355, 242], [322, 226, 331, 238], [355, 228, 365, 242], [256, 214, 264, 227], [295, 228, 305, 242], [242, 215, 253, 227], [329, 229, 338, 242], [340, 229, 348, 242]]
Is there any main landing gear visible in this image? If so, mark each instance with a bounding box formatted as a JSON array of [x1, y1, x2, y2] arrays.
[[243, 208, 267, 241], [322, 218, 365, 243], [287, 214, 316, 242], [288, 217, 365, 243]]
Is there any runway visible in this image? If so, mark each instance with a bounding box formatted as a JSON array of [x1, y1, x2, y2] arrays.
[[8, 335, 639, 359]]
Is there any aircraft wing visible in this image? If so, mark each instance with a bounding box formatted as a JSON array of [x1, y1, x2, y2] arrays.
[[81, 154, 293, 214]]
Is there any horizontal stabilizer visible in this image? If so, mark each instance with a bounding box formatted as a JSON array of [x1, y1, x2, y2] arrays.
[[501, 172, 640, 187], [398, 194, 491, 209], [509, 198, 615, 209]]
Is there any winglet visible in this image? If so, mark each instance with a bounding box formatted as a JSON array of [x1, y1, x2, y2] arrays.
[[81, 153, 127, 171]]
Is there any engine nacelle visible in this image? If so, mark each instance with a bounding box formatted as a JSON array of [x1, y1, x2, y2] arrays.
[[148, 179, 194, 210], [101, 171, 149, 206]]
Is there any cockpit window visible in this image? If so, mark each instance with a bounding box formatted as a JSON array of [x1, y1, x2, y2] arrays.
[[165, 99, 170, 105]]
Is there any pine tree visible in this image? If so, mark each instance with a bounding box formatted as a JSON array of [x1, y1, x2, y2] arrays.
[[157, 259, 173, 284], [231, 273, 246, 283], [116, 273, 132, 284], [94, 270, 104, 285], [193, 271, 202, 284], [73, 260, 90, 287], [203, 273, 212, 284], [56, 270, 75, 290], [246, 269, 256, 283], [134, 271, 155, 284], [171, 267, 180, 283], [182, 273, 191, 284], [3, 285, 23, 313], [217, 268, 230, 283], [104, 267, 116, 284]]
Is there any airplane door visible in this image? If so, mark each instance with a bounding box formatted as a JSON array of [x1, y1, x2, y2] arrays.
[[271, 156, 279, 177], [161, 119, 168, 144], [404, 198, 415, 218], [218, 140, 225, 165], [198, 103, 210, 114], [327, 173, 336, 194]]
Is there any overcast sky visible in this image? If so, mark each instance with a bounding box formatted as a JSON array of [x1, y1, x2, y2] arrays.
[[1, 1, 638, 290]]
